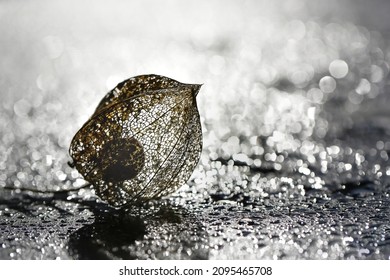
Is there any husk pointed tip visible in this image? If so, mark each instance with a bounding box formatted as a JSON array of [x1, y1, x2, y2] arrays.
[[192, 83, 203, 96]]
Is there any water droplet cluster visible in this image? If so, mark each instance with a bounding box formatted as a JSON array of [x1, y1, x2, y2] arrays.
[[1, 0, 390, 260]]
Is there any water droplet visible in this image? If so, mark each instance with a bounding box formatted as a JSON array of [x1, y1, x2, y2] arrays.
[[13, 99, 31, 117], [319, 76, 336, 93], [329, 59, 349, 79], [356, 78, 371, 95], [370, 65, 383, 83]]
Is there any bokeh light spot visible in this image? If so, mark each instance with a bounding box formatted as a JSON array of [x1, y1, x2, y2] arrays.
[[329, 59, 349, 79]]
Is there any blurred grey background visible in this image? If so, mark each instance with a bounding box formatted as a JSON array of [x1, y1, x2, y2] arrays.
[[1, 0, 390, 260]]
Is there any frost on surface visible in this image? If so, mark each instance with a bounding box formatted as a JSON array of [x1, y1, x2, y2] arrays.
[[1, 0, 390, 260]]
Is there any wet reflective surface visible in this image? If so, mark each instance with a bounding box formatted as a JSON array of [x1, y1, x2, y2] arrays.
[[1, 0, 390, 259]]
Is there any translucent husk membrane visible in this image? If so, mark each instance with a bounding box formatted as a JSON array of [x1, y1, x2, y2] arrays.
[[69, 75, 202, 207]]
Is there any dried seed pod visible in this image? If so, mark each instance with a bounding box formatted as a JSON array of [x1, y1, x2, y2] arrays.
[[69, 74, 202, 207]]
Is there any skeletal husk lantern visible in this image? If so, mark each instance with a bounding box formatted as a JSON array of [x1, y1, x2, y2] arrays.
[[69, 74, 202, 207]]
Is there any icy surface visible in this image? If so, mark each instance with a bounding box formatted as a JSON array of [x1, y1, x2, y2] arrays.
[[1, 0, 390, 259]]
